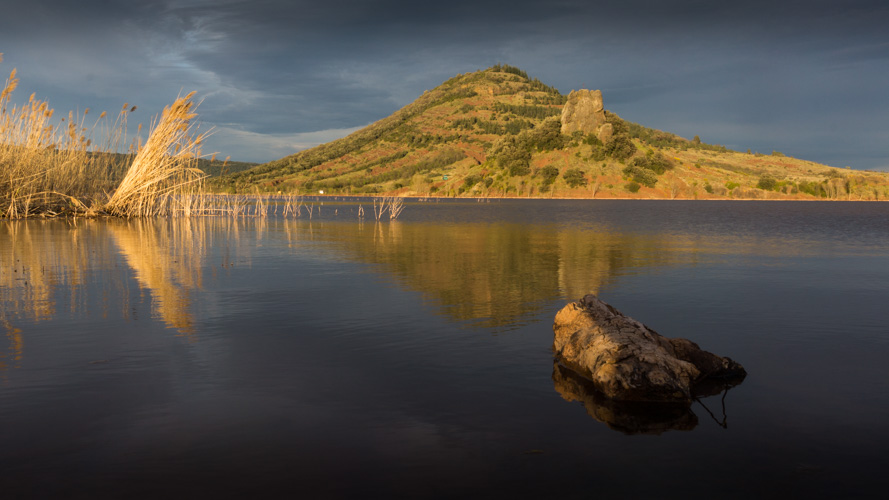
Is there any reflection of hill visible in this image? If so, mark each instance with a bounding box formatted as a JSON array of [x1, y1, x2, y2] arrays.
[[313, 221, 678, 327]]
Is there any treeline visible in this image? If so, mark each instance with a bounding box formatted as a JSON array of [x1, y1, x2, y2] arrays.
[[755, 172, 883, 199], [487, 118, 567, 176], [489, 64, 528, 79], [608, 111, 733, 153], [577, 113, 637, 162], [305, 149, 466, 193], [488, 64, 562, 96], [452, 116, 534, 135], [492, 102, 561, 120], [306, 150, 411, 185], [196, 158, 257, 177], [430, 87, 478, 107], [622, 152, 675, 188]]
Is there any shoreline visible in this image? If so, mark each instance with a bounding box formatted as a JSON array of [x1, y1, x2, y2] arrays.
[[217, 193, 887, 203]]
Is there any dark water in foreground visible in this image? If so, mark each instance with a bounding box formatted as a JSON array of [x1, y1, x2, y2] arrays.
[[2, 199, 888, 498]]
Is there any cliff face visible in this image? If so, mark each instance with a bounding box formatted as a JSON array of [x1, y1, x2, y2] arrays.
[[560, 89, 612, 144]]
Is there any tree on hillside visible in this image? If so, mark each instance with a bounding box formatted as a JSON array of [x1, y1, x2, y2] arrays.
[[622, 164, 658, 187], [527, 118, 566, 151], [605, 111, 628, 136], [756, 176, 777, 191], [629, 152, 674, 174], [540, 166, 559, 185], [563, 168, 588, 188], [496, 145, 531, 176], [606, 134, 636, 162], [665, 172, 684, 199]]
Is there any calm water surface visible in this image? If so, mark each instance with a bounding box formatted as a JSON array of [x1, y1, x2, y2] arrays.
[[1, 200, 888, 498]]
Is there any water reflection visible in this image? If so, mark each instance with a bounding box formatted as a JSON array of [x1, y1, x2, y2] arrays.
[[553, 362, 745, 435], [314, 221, 682, 327], [2, 220, 118, 371], [1, 220, 114, 323], [553, 362, 697, 434], [107, 219, 205, 334], [0, 218, 259, 357], [1, 318, 23, 372], [1, 214, 723, 365], [0, 210, 804, 369]]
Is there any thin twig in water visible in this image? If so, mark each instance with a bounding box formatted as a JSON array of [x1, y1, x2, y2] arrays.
[[388, 196, 405, 220]]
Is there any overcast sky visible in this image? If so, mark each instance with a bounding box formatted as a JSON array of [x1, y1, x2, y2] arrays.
[[1, 0, 887, 169]]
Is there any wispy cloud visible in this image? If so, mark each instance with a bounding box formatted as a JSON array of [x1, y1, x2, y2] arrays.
[[2, 0, 887, 168], [204, 124, 366, 163]]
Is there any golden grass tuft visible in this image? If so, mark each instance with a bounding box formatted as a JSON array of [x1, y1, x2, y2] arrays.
[[105, 92, 209, 217], [1, 58, 210, 218]]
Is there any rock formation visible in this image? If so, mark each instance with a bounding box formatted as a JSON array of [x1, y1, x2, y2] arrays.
[[560, 89, 612, 143], [553, 295, 746, 404]]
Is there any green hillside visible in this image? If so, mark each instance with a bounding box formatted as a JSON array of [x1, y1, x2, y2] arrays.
[[214, 65, 889, 200]]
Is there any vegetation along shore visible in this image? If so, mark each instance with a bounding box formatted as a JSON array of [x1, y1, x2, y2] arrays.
[[213, 65, 889, 201], [3, 57, 888, 220]]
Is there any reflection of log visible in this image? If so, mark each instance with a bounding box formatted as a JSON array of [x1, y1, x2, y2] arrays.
[[553, 295, 746, 403], [553, 362, 697, 435]]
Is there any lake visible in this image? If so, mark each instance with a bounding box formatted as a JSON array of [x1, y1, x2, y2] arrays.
[[2, 199, 888, 498]]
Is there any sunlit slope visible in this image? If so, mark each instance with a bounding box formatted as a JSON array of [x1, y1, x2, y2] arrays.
[[216, 65, 889, 200]]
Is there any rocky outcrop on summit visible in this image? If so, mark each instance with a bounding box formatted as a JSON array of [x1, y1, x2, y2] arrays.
[[560, 89, 612, 144], [553, 295, 746, 404]]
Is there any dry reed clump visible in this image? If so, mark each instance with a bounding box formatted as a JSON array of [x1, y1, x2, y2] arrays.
[[1, 59, 130, 217], [1, 54, 208, 219], [105, 92, 209, 217]]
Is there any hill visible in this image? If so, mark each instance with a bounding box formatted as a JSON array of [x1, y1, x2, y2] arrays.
[[214, 65, 889, 200], [195, 158, 258, 177]]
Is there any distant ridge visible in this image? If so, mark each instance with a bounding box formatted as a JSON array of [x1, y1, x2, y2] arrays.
[[215, 65, 889, 200]]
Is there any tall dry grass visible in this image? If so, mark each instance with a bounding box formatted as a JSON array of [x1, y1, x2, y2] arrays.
[[1, 55, 208, 218], [105, 92, 209, 217]]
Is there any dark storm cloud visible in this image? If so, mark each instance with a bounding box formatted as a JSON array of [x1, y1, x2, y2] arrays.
[[1, 0, 887, 167]]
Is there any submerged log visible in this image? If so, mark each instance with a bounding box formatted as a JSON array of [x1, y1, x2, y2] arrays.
[[553, 295, 746, 404]]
